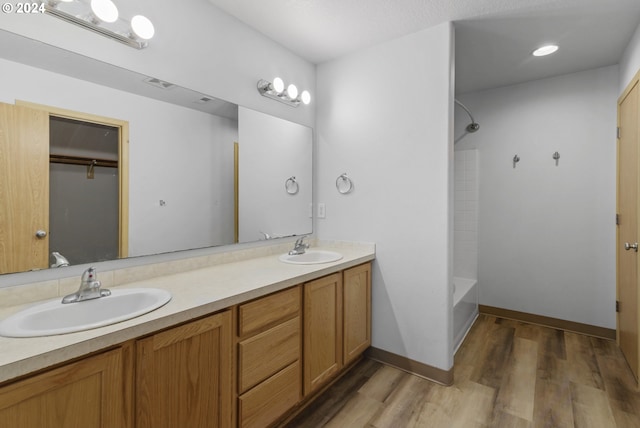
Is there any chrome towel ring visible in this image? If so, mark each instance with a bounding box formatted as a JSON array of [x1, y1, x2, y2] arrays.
[[336, 173, 353, 194], [285, 176, 299, 194]]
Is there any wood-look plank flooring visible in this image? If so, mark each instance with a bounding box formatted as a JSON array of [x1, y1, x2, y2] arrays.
[[284, 315, 640, 427]]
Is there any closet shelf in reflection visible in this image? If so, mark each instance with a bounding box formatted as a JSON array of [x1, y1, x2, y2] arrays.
[[49, 155, 118, 169]]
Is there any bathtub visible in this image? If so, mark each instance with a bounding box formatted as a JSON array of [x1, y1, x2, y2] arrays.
[[453, 277, 478, 353]]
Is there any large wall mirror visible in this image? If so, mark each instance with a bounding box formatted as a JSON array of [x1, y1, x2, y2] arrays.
[[0, 30, 313, 276]]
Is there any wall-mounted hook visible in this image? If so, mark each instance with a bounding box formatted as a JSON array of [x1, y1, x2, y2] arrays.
[[552, 151, 560, 166], [513, 155, 520, 169]]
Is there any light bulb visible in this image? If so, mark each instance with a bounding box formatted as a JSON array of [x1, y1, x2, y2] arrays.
[[131, 15, 155, 40], [272, 77, 284, 93], [91, 0, 118, 23], [300, 90, 311, 105], [287, 84, 298, 99], [532, 44, 558, 57]]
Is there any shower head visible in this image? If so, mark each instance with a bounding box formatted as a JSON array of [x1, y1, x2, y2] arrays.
[[466, 122, 480, 133], [455, 99, 480, 134]]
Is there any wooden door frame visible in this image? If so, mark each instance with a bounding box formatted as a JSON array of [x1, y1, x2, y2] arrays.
[[16, 100, 129, 258], [617, 68, 640, 375]]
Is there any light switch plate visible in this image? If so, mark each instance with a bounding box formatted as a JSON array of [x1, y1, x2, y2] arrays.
[[318, 203, 326, 219]]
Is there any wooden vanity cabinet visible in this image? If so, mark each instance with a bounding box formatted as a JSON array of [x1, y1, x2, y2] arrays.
[[0, 347, 130, 428], [135, 311, 233, 428], [0, 261, 372, 428], [343, 263, 372, 365], [303, 262, 372, 396], [237, 286, 302, 428], [303, 272, 343, 396]]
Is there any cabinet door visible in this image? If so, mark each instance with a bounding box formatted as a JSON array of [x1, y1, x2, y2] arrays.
[[303, 272, 342, 396], [343, 263, 372, 365], [136, 311, 233, 428], [0, 348, 128, 428]]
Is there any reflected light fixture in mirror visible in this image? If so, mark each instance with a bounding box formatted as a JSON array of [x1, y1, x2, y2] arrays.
[[300, 90, 311, 105], [257, 78, 311, 107], [273, 77, 285, 93], [44, 0, 154, 49], [287, 83, 298, 100]]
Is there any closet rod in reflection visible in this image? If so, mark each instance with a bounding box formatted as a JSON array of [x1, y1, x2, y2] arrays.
[[49, 155, 118, 168]]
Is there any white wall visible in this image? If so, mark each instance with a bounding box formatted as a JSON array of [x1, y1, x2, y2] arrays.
[[0, 0, 315, 128], [456, 65, 618, 329], [238, 107, 313, 242], [620, 22, 640, 94], [0, 58, 238, 257], [316, 23, 454, 370]]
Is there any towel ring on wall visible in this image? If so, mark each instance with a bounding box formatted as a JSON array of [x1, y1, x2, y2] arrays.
[[285, 176, 299, 194], [336, 173, 354, 194]]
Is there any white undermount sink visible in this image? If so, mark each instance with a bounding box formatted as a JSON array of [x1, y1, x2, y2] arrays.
[[279, 250, 343, 265], [0, 288, 172, 338]]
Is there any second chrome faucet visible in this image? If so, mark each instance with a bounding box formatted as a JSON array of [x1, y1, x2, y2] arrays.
[[288, 236, 310, 255]]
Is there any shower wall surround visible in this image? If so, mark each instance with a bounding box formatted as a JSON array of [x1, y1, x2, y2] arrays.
[[457, 64, 618, 330], [454, 149, 478, 280]]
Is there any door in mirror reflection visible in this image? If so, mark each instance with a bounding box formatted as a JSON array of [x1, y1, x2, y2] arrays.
[[0, 103, 49, 274], [0, 101, 130, 274]]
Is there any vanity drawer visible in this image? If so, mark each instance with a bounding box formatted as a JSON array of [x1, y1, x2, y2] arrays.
[[238, 316, 300, 393], [238, 286, 300, 337], [238, 361, 301, 428]]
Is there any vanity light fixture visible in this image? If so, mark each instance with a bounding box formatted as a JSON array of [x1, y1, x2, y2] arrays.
[[90, 0, 118, 23], [44, 0, 155, 49], [130, 15, 155, 40], [532, 44, 559, 57], [257, 78, 311, 107]]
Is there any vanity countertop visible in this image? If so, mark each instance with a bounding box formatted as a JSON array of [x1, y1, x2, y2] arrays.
[[0, 243, 375, 384]]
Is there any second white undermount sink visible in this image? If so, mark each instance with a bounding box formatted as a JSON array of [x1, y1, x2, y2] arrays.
[[0, 288, 172, 338], [279, 250, 343, 265]]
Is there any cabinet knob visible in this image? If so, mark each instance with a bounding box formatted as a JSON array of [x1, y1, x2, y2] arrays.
[[35, 230, 47, 239]]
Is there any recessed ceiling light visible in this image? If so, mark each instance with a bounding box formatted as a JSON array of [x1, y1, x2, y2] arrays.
[[532, 45, 559, 57]]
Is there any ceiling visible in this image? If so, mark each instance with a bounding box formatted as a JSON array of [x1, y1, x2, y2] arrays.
[[207, 0, 640, 94]]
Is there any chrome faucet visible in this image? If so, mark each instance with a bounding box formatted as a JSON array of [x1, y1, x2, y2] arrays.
[[51, 251, 70, 268], [61, 267, 111, 304], [288, 236, 309, 255], [260, 231, 272, 240]]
